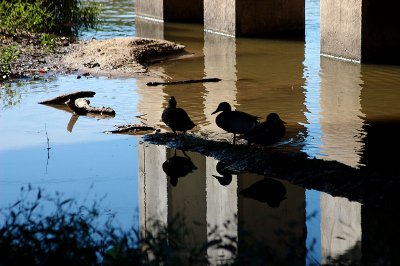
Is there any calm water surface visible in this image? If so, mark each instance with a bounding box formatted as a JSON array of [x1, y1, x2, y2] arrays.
[[1, 0, 400, 264]]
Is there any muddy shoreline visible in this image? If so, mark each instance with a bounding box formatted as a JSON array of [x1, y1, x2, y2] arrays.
[[0, 32, 187, 83], [0, 30, 75, 81]]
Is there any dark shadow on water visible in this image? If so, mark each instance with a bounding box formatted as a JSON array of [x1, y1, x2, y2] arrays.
[[240, 177, 287, 208], [139, 141, 400, 265], [360, 118, 400, 175]]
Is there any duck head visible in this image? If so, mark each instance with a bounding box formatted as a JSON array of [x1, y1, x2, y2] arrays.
[[168, 96, 177, 108], [212, 102, 232, 114], [266, 113, 286, 124]]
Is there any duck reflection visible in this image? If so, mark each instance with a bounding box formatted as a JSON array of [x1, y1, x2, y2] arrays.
[[162, 149, 197, 186], [240, 177, 287, 208], [212, 161, 238, 186]]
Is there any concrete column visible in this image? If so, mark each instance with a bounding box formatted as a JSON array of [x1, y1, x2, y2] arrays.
[[204, 0, 305, 37], [321, 0, 400, 64], [320, 0, 362, 62], [361, 2, 400, 63], [136, 0, 203, 22]]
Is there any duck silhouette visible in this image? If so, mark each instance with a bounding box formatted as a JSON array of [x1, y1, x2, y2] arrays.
[[240, 178, 287, 208], [162, 96, 196, 139], [241, 113, 286, 146], [162, 150, 197, 187], [212, 102, 259, 144], [212, 161, 238, 186]]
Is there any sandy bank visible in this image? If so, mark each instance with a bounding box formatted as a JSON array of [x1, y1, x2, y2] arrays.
[[62, 37, 186, 77]]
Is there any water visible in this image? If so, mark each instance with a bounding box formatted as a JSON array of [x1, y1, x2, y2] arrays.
[[1, 0, 400, 264]]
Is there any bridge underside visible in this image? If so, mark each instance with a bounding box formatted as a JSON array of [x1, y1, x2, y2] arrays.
[[136, 0, 400, 64]]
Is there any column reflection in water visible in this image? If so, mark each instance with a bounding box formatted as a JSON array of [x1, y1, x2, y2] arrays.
[[319, 58, 363, 264], [203, 32, 237, 134], [139, 143, 207, 254], [358, 65, 400, 264], [135, 17, 164, 39], [134, 17, 169, 234], [238, 173, 306, 265], [138, 143, 168, 232], [320, 193, 362, 264], [135, 17, 166, 127], [319, 57, 365, 167], [166, 149, 207, 255], [206, 158, 237, 264]]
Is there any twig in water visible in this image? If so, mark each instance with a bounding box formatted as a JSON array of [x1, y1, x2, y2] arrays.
[[45, 124, 51, 152], [45, 124, 51, 174]]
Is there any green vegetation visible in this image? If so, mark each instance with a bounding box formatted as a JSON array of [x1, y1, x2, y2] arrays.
[[0, 187, 306, 265], [40, 33, 57, 51], [0, 0, 101, 82], [0, 0, 101, 35], [0, 1, 55, 34], [0, 45, 19, 78], [0, 187, 225, 265]]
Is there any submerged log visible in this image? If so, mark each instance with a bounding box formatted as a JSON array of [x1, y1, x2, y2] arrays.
[[38, 91, 96, 104], [66, 98, 116, 116], [146, 77, 221, 86], [143, 133, 400, 210]]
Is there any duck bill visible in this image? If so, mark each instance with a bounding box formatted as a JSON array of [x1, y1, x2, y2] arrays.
[[281, 119, 286, 124], [211, 109, 219, 115]]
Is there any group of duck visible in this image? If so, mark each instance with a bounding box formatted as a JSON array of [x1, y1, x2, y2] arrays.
[[161, 96, 286, 146]]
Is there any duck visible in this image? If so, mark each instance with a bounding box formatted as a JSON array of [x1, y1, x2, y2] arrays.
[[212, 161, 238, 186], [162, 96, 196, 138], [241, 113, 286, 146], [162, 150, 197, 187], [211, 102, 259, 144], [239, 178, 287, 208]]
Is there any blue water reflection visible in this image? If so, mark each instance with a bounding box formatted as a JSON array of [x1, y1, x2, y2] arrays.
[[303, 0, 322, 264], [1, 0, 400, 264], [0, 74, 140, 230]]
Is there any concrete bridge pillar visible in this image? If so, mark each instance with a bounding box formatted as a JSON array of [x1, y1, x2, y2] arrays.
[[204, 0, 304, 37], [321, 0, 400, 64], [136, 0, 203, 22]]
